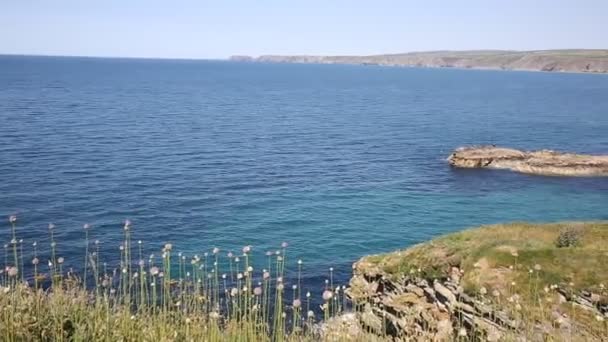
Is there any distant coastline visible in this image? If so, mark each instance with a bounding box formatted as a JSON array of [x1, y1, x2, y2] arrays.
[[229, 49, 608, 74]]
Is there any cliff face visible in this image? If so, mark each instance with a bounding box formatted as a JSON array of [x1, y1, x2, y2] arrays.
[[346, 222, 608, 341], [230, 50, 608, 73], [448, 146, 608, 176]]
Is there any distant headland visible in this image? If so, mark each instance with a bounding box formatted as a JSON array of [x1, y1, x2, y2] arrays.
[[229, 50, 608, 73]]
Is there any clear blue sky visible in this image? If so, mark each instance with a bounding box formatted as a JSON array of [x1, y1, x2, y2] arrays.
[[1, 0, 606, 59]]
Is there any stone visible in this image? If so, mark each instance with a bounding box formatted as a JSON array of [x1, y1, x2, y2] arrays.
[[448, 146, 608, 176]]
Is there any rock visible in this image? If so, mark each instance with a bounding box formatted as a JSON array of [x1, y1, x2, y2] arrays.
[[433, 281, 457, 306], [405, 283, 425, 297], [447, 146, 608, 176]]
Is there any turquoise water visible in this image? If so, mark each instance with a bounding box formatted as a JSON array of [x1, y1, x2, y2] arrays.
[[1, 55, 607, 285]]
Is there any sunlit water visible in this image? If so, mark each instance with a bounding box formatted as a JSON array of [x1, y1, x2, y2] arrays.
[[1, 55, 607, 287]]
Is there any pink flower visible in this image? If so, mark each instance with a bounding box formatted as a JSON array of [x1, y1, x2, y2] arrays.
[[150, 266, 160, 276], [83, 223, 91, 230], [322, 290, 333, 301], [292, 299, 301, 308], [227, 252, 233, 258], [8, 266, 18, 277], [124, 219, 131, 230], [263, 271, 270, 280], [254, 287, 262, 296], [213, 247, 220, 255], [32, 257, 39, 265], [8, 215, 17, 223], [242, 245, 251, 254], [281, 242, 288, 248]]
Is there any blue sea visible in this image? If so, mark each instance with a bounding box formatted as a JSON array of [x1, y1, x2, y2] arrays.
[[1, 55, 607, 286]]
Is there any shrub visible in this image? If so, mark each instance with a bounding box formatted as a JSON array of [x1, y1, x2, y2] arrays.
[[555, 225, 583, 248]]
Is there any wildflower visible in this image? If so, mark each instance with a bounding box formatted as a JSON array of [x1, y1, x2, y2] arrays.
[[281, 242, 288, 248], [48, 261, 53, 267], [227, 251, 233, 258], [306, 291, 311, 298], [307, 310, 315, 318], [119, 245, 124, 251], [95, 240, 100, 245], [323, 290, 333, 301], [254, 287, 262, 296], [277, 283, 284, 291], [122, 268, 127, 274], [8, 267, 18, 277], [234, 257, 240, 263], [263, 271, 270, 280], [32, 258, 39, 265], [101, 279, 109, 288], [150, 266, 160, 276], [164, 243, 172, 251], [222, 273, 227, 279], [237, 273, 243, 280], [479, 287, 487, 295], [292, 284, 297, 290], [133, 273, 138, 279], [275, 250, 280, 255], [185, 318, 191, 324], [213, 247, 220, 254], [265, 251, 272, 256], [110, 288, 116, 295], [242, 245, 251, 254], [10, 239, 16, 244], [281, 312, 286, 318], [48, 223, 55, 230], [293, 299, 301, 308], [534, 264, 542, 271], [58, 257, 64, 264], [209, 311, 220, 319], [492, 289, 500, 297], [138, 240, 142, 245], [277, 276, 283, 283], [124, 219, 131, 230], [138, 260, 145, 267], [277, 256, 283, 261], [33, 241, 37, 247], [83, 223, 90, 230], [458, 328, 467, 337], [230, 288, 238, 297], [329, 267, 334, 272], [9, 215, 17, 223], [298, 259, 302, 265], [510, 250, 519, 257], [242, 286, 248, 292], [596, 315, 605, 322], [515, 303, 522, 311]]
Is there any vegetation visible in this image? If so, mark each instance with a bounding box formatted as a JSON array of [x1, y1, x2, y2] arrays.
[[353, 222, 608, 340], [3, 217, 607, 340], [1, 216, 357, 341]]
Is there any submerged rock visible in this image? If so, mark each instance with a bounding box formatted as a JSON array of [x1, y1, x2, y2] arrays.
[[447, 146, 608, 176]]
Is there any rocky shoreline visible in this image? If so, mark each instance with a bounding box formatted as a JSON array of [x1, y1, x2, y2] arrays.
[[340, 222, 608, 341], [448, 146, 608, 176]]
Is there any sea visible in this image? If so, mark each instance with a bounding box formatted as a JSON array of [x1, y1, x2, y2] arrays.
[[1, 55, 607, 288]]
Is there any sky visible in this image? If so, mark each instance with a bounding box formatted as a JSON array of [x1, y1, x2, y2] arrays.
[[1, 0, 607, 59]]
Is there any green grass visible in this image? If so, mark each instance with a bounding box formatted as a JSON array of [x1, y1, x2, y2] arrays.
[[354, 221, 608, 339]]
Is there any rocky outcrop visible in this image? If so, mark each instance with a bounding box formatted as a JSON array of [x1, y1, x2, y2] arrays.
[[230, 50, 608, 73], [448, 146, 608, 176], [345, 222, 608, 341], [347, 266, 608, 341]]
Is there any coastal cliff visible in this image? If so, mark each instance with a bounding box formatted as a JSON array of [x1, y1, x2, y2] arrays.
[[230, 50, 608, 73], [448, 146, 608, 176], [345, 222, 608, 341]]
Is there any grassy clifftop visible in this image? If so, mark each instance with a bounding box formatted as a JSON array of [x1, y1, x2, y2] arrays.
[[349, 222, 608, 340]]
